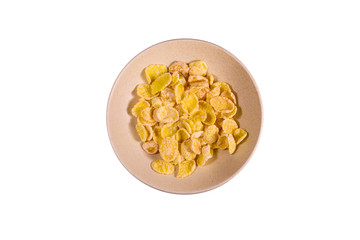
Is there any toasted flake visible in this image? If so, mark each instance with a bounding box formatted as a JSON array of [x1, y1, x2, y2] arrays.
[[175, 128, 191, 142], [176, 160, 196, 178], [233, 128, 248, 144], [145, 125, 153, 141], [174, 83, 184, 104], [214, 134, 229, 150], [190, 80, 209, 89], [181, 93, 198, 114], [171, 154, 183, 165], [145, 64, 168, 83], [152, 126, 163, 144], [142, 140, 158, 154], [138, 107, 156, 126], [189, 60, 208, 76], [161, 87, 175, 102], [228, 134, 236, 154], [153, 106, 179, 123], [221, 90, 236, 104], [169, 61, 189, 78], [220, 106, 238, 118], [190, 138, 202, 154], [161, 122, 178, 138], [180, 139, 196, 161], [222, 118, 238, 134], [136, 123, 148, 142], [188, 75, 208, 83], [182, 119, 194, 134], [206, 74, 214, 85], [151, 97, 163, 108], [198, 101, 216, 125], [190, 110, 207, 123], [210, 96, 235, 113], [212, 81, 230, 92], [206, 86, 220, 101], [136, 84, 157, 100], [193, 121, 204, 131], [191, 131, 204, 139], [151, 160, 174, 175], [151, 73, 172, 94], [197, 144, 213, 166], [131, 101, 150, 117], [203, 125, 219, 144], [159, 137, 179, 162]]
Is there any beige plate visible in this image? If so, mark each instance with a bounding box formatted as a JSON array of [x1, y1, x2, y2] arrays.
[[107, 39, 262, 194]]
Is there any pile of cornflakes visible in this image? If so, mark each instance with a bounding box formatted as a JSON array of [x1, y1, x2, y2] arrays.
[[131, 61, 248, 178]]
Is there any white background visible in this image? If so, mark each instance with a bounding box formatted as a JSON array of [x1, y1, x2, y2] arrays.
[[1, 0, 359, 239]]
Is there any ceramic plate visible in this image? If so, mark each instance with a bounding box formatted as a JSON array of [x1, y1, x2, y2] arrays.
[[107, 39, 262, 194]]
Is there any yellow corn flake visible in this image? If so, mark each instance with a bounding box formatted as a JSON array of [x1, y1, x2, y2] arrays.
[[189, 110, 207, 123], [222, 118, 238, 134], [161, 87, 175, 102], [136, 123, 148, 142], [227, 134, 236, 154], [176, 160, 196, 178], [159, 137, 179, 162], [145, 64, 168, 83], [181, 139, 196, 161], [151, 97, 163, 108], [198, 101, 216, 125], [181, 93, 198, 114], [151, 73, 172, 94], [190, 80, 209, 89], [145, 125, 153, 141], [136, 84, 157, 100], [138, 107, 156, 126], [169, 61, 189, 78], [152, 126, 163, 144], [194, 87, 209, 100], [203, 125, 219, 144], [174, 83, 184, 104], [151, 160, 174, 175], [210, 96, 235, 113], [153, 106, 179, 123], [193, 121, 204, 131], [206, 74, 214, 85], [161, 122, 178, 138], [220, 106, 238, 118], [131, 101, 150, 117], [188, 75, 208, 83], [233, 128, 248, 144], [214, 134, 229, 150], [170, 71, 180, 86], [206, 86, 220, 101], [182, 119, 194, 134], [196, 154, 206, 166], [190, 138, 201, 154], [171, 153, 183, 165], [178, 75, 187, 86], [197, 144, 213, 166], [162, 100, 176, 107], [189, 60, 208, 76], [191, 131, 204, 139], [142, 140, 158, 154], [174, 103, 186, 116], [175, 128, 190, 142], [221, 90, 236, 104], [212, 81, 230, 92]]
